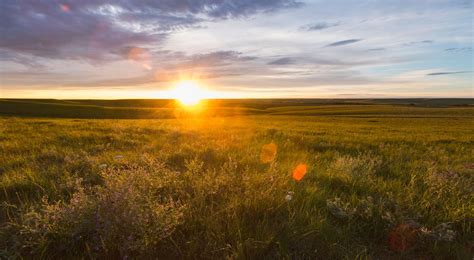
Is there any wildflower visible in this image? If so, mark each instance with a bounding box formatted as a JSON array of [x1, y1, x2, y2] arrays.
[[432, 171, 459, 182], [464, 163, 474, 169], [428, 171, 461, 192], [292, 163, 307, 181], [326, 198, 352, 219], [426, 223, 456, 242], [260, 143, 277, 163], [420, 226, 432, 236], [382, 211, 396, 224], [114, 155, 124, 160], [433, 223, 456, 241], [356, 196, 374, 218], [285, 191, 294, 201]]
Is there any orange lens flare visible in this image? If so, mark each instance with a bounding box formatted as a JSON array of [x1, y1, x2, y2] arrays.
[[260, 143, 277, 163], [292, 163, 307, 181]]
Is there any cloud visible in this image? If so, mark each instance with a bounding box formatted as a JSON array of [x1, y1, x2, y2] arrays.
[[2, 0, 472, 98], [0, 2, 157, 62], [78, 75, 155, 87], [0, 51, 46, 68], [426, 71, 471, 76], [189, 51, 256, 66], [299, 22, 339, 31], [1, 49, 255, 87], [268, 57, 295, 65], [367, 48, 386, 51], [445, 47, 472, 52], [403, 40, 434, 46], [203, 0, 303, 18], [267, 54, 406, 69], [0, 0, 301, 63], [0, 69, 95, 86], [162, 51, 257, 71], [325, 39, 363, 47]]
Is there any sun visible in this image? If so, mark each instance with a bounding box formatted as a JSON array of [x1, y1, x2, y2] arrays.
[[172, 80, 204, 106]]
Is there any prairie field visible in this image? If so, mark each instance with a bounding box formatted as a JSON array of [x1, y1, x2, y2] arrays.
[[0, 99, 473, 259]]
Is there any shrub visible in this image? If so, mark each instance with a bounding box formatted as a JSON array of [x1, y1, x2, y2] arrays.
[[11, 167, 185, 258]]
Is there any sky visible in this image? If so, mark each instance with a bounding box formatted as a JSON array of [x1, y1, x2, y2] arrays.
[[0, 0, 473, 99]]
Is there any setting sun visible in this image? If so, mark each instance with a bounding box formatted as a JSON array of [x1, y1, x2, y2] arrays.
[[173, 80, 204, 106]]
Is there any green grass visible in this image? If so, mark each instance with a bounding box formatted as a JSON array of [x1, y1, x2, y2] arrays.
[[0, 99, 473, 258]]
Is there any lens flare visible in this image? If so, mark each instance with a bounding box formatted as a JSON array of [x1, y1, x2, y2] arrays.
[[292, 163, 307, 181], [59, 4, 70, 12], [260, 143, 277, 163]]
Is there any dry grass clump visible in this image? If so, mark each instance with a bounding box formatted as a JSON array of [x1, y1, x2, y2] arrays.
[[10, 166, 185, 258]]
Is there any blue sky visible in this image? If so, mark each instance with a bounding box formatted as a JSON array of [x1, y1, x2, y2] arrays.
[[0, 0, 472, 98]]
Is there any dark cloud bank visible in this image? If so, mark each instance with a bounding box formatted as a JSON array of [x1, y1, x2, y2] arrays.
[[0, 0, 302, 62]]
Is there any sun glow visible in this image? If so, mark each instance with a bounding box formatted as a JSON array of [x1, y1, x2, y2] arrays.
[[172, 80, 205, 106]]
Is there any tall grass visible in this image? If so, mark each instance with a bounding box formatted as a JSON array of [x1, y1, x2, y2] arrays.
[[0, 113, 473, 258]]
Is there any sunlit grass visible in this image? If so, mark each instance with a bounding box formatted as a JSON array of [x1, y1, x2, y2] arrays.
[[0, 105, 472, 258]]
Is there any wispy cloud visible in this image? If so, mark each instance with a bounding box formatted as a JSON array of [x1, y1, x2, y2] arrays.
[[268, 57, 295, 65], [0, 0, 301, 62], [426, 71, 471, 76], [299, 22, 339, 31], [325, 39, 363, 47], [367, 48, 386, 51], [445, 47, 472, 52], [176, 51, 257, 68], [403, 40, 434, 46]]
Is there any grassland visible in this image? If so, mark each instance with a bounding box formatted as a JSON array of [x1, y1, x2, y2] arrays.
[[0, 99, 473, 258]]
